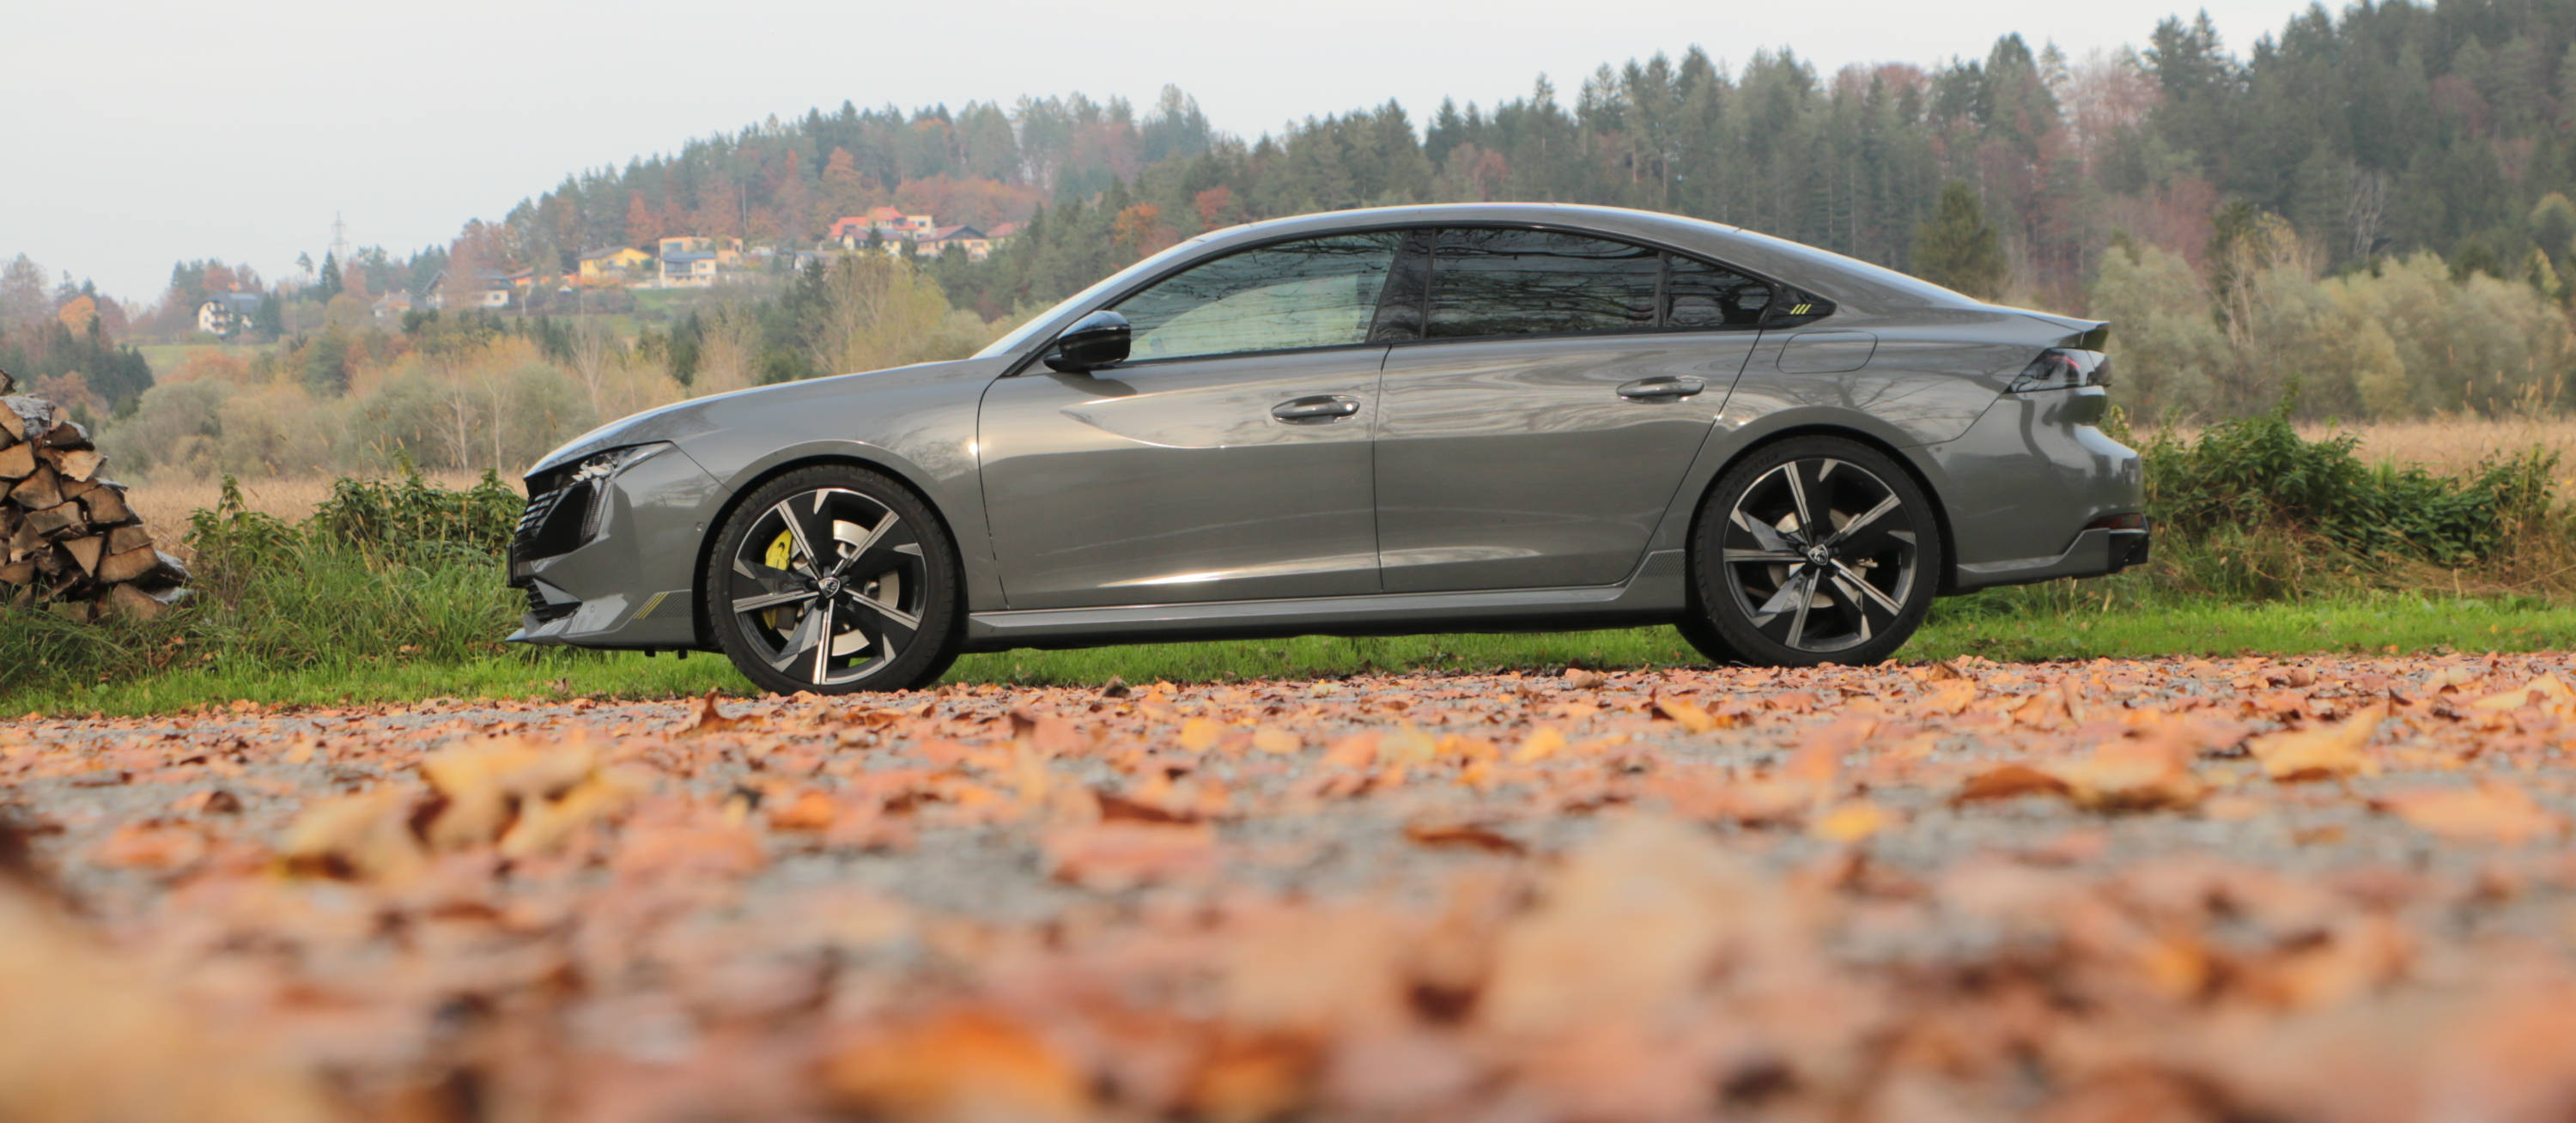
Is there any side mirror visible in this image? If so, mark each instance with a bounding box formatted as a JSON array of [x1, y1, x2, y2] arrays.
[[1042, 310, 1131, 373]]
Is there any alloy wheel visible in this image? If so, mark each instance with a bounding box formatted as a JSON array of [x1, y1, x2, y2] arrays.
[[725, 487, 928, 687], [1716, 457, 1920, 654]]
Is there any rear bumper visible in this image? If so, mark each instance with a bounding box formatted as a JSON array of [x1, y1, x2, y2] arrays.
[[1953, 521, 2150, 590]]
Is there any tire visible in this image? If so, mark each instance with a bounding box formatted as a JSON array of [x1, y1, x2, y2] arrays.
[[1674, 610, 1739, 666], [1686, 436, 1942, 668], [704, 465, 962, 695]]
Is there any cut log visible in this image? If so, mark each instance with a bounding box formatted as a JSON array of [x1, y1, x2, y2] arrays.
[[79, 484, 131, 526], [106, 582, 186, 621], [0, 397, 56, 443], [10, 464, 61, 511], [24, 501, 82, 537], [47, 446, 102, 482], [0, 392, 190, 623], [98, 545, 188, 587], [60, 535, 103, 575], [42, 567, 93, 602]]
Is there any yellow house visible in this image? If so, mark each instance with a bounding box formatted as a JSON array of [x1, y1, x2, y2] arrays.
[[578, 246, 653, 283]]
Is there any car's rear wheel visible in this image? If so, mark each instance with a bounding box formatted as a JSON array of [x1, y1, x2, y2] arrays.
[[705, 465, 961, 695], [1687, 437, 1941, 667]]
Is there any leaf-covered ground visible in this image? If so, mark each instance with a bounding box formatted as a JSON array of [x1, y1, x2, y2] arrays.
[[11, 654, 2576, 1120]]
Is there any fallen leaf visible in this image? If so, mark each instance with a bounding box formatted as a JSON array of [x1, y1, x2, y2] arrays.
[[1809, 800, 1894, 843], [93, 820, 206, 871], [823, 1008, 1088, 1121], [1953, 763, 2072, 804], [1652, 694, 1720, 733], [1512, 725, 1569, 764], [1042, 820, 1218, 890], [1251, 727, 1302, 756], [2050, 738, 2205, 811], [768, 789, 840, 831], [677, 689, 752, 736], [2247, 701, 2387, 782], [1402, 822, 1527, 856], [2375, 782, 2567, 845]]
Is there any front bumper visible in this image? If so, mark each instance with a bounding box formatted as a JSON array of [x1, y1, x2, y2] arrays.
[[505, 446, 724, 650]]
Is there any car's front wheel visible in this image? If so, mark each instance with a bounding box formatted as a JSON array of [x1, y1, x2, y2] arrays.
[[1686, 437, 1941, 667], [705, 465, 961, 695]]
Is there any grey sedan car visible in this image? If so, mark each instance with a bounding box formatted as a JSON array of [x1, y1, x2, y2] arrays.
[[508, 203, 2146, 694]]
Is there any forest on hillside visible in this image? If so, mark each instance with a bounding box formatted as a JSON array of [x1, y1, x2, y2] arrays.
[[17, 0, 2576, 478]]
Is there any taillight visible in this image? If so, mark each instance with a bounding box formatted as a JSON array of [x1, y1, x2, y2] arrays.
[[2008, 348, 2110, 393]]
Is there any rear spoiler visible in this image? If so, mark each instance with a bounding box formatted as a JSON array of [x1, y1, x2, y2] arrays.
[[2008, 309, 2110, 351]]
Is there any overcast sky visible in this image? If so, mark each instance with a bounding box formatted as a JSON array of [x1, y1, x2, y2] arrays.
[[7, 0, 2327, 304]]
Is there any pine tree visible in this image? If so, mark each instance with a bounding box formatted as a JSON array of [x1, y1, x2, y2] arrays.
[[315, 252, 344, 302], [1911, 182, 2006, 299]]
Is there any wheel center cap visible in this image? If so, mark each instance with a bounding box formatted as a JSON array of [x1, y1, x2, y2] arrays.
[[817, 577, 843, 596], [1805, 546, 1832, 567]]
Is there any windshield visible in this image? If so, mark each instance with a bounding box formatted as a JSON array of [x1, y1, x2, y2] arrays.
[[972, 236, 1218, 359]]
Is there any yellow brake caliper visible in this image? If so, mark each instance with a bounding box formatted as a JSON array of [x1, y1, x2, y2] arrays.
[[762, 531, 795, 630]]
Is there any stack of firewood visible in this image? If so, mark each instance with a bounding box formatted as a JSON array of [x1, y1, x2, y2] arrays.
[[0, 369, 188, 621]]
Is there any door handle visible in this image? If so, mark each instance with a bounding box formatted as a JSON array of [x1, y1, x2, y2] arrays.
[[1271, 394, 1361, 422], [1618, 376, 1705, 401]]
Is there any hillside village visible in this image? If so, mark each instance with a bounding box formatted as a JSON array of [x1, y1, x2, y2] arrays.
[[192, 207, 1023, 335]]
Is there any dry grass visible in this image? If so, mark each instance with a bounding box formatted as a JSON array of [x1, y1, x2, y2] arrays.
[[2306, 416, 2576, 472], [120, 472, 490, 563]]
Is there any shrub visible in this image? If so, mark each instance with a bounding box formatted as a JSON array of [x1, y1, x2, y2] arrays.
[[306, 461, 524, 564], [2142, 403, 2557, 567]]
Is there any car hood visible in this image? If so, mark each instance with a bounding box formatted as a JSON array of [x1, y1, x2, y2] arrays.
[[524, 359, 967, 479]]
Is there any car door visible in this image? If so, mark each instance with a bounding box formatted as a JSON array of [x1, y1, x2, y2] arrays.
[[977, 233, 1404, 609], [1374, 228, 1771, 592]]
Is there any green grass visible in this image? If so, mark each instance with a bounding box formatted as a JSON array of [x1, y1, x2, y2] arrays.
[[11, 590, 2570, 717]]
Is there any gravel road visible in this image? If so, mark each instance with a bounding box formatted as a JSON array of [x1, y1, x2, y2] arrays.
[[9, 653, 2576, 1121]]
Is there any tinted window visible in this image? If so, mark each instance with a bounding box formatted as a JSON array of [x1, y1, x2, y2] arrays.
[[1113, 234, 1399, 361], [1427, 229, 1660, 338], [1666, 255, 1771, 329]]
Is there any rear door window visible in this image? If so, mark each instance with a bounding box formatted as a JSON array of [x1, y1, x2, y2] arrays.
[[1425, 228, 1661, 338]]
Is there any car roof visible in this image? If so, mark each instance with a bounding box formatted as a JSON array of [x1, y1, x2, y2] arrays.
[[1188, 203, 1980, 313]]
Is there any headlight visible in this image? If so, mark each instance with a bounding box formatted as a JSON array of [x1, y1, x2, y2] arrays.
[[571, 442, 670, 484]]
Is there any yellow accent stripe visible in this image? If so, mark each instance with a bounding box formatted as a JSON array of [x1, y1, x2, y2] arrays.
[[632, 591, 671, 620]]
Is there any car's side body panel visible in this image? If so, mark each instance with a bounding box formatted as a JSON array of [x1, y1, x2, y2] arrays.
[[1373, 331, 1756, 592], [975, 346, 1387, 608]]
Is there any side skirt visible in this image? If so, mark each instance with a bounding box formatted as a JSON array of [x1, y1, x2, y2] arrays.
[[962, 550, 1690, 653]]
